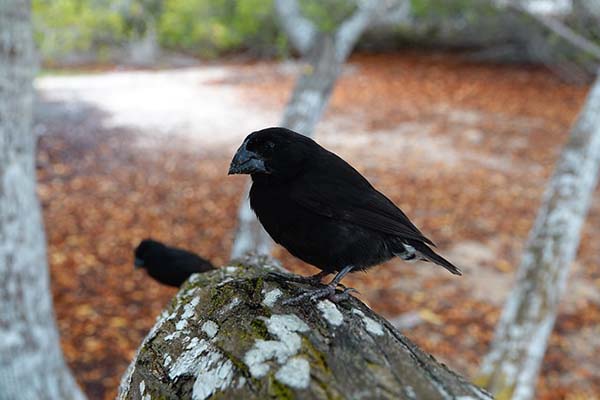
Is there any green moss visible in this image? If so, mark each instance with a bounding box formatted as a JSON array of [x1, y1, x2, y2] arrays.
[[217, 345, 252, 378], [496, 387, 516, 400], [207, 283, 241, 314], [472, 373, 514, 400], [300, 337, 331, 375], [472, 374, 489, 387], [207, 392, 229, 400], [251, 277, 265, 303], [145, 394, 169, 400], [250, 318, 269, 339], [299, 337, 342, 399], [267, 375, 294, 400]]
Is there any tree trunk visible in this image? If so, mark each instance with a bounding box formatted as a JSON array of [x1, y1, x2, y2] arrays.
[[230, 36, 340, 259], [0, 2, 85, 399], [118, 256, 492, 400], [230, 0, 384, 259], [477, 72, 600, 400], [128, 19, 161, 67]]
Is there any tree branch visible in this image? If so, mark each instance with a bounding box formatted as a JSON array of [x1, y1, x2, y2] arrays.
[[119, 256, 492, 400], [274, 0, 318, 56], [372, 0, 413, 29], [230, 186, 272, 259], [506, 2, 600, 61], [231, 1, 395, 259], [334, 0, 386, 61]]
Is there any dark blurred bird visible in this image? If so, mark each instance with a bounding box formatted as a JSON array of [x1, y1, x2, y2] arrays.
[[133, 239, 215, 287], [229, 127, 461, 303]]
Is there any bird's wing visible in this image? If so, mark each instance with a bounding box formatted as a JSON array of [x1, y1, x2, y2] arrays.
[[290, 165, 435, 246], [168, 248, 213, 273]]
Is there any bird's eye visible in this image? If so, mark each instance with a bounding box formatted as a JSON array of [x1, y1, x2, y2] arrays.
[[265, 141, 275, 149]]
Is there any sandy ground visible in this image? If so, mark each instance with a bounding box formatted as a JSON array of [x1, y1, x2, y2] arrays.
[[36, 66, 280, 150], [34, 54, 600, 399]]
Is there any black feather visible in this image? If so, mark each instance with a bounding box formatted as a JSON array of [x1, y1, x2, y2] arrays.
[[133, 239, 215, 287], [404, 240, 462, 276], [230, 127, 461, 278]]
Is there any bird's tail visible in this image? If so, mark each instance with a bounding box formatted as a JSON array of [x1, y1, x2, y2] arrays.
[[399, 241, 462, 276]]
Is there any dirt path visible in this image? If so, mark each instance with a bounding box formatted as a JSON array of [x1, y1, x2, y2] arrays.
[[36, 66, 280, 151], [35, 54, 599, 400]]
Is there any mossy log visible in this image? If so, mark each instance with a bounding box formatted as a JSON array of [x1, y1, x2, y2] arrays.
[[118, 256, 491, 400]]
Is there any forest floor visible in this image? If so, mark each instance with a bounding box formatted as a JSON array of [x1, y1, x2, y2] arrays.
[[34, 52, 599, 400]]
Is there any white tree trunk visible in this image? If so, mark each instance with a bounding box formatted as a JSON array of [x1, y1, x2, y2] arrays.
[[0, 2, 85, 399], [477, 72, 600, 400], [128, 19, 160, 67], [230, 0, 385, 259]]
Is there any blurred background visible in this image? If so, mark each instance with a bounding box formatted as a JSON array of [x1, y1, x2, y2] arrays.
[[28, 0, 600, 399]]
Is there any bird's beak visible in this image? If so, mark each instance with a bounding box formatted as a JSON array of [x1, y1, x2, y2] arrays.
[[228, 143, 268, 175], [134, 257, 144, 269]]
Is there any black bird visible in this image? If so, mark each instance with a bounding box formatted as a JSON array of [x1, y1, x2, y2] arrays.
[[133, 239, 215, 287], [229, 127, 461, 303]]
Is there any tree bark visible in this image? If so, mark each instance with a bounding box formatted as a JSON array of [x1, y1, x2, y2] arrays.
[[118, 256, 492, 400], [230, 0, 385, 259], [477, 72, 600, 400], [505, 1, 600, 61], [128, 19, 161, 67], [0, 2, 85, 399]]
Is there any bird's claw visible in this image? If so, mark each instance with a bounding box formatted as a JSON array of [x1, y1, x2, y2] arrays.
[[329, 287, 358, 302], [282, 285, 357, 305], [267, 271, 325, 286], [267, 271, 298, 281], [282, 285, 333, 305]]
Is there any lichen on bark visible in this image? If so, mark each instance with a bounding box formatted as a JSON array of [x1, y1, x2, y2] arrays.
[[119, 255, 490, 400]]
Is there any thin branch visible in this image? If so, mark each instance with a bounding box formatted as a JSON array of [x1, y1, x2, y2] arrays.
[[334, 0, 410, 61], [506, 2, 600, 61], [231, 0, 407, 259], [274, 0, 318, 56], [373, 0, 413, 29], [334, 0, 384, 61]]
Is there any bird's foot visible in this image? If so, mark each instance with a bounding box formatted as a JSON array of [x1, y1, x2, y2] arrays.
[[330, 286, 358, 302], [267, 271, 327, 286], [282, 285, 335, 305], [267, 270, 298, 281], [282, 284, 358, 305]]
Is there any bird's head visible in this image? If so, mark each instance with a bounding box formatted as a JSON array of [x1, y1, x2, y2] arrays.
[[133, 238, 164, 269], [228, 127, 314, 181]]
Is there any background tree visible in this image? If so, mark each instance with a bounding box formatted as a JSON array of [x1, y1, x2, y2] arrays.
[[477, 68, 600, 400], [0, 1, 85, 398], [230, 0, 408, 258], [118, 0, 163, 65]]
